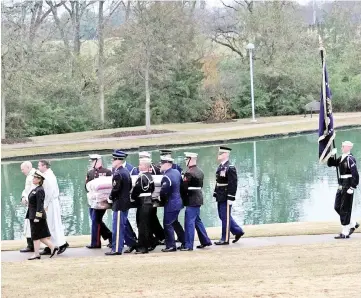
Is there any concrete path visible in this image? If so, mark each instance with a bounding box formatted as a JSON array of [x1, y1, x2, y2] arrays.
[[4, 114, 361, 149], [2, 233, 360, 263]]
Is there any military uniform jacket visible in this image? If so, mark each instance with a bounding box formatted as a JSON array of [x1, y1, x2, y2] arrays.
[[160, 168, 183, 212], [109, 166, 132, 212], [85, 166, 112, 192], [213, 160, 237, 202], [327, 154, 359, 189], [181, 165, 204, 207], [131, 172, 155, 205], [26, 186, 46, 220], [125, 162, 139, 176]]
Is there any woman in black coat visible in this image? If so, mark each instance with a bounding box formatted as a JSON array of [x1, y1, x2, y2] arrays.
[[26, 170, 59, 260]]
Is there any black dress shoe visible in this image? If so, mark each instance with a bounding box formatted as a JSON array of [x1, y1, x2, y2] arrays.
[[161, 247, 176, 252], [20, 247, 34, 253], [196, 243, 212, 249], [232, 232, 245, 243], [105, 251, 122, 256], [177, 244, 185, 250], [50, 247, 59, 258], [148, 246, 156, 252], [334, 234, 349, 239], [40, 247, 51, 255], [349, 222, 359, 236], [28, 255, 41, 260], [135, 250, 149, 254], [124, 246, 136, 254], [86, 245, 101, 249], [214, 241, 229, 245], [58, 242, 69, 255], [180, 247, 192, 251]]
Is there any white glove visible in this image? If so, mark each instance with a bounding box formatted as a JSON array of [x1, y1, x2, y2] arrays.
[[21, 197, 28, 206], [227, 200, 233, 206], [347, 188, 354, 194], [107, 198, 113, 204], [330, 148, 337, 156]]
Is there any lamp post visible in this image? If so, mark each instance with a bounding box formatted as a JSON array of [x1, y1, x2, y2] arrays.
[[246, 43, 256, 122]]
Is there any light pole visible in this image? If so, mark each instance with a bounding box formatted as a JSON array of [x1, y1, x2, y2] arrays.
[[246, 43, 256, 122]]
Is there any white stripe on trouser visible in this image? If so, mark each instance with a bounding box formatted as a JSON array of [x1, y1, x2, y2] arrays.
[[116, 211, 120, 252], [226, 203, 230, 242]]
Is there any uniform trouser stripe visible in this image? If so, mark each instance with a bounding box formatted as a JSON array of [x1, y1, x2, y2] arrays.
[[226, 203, 230, 242], [116, 211, 121, 253]]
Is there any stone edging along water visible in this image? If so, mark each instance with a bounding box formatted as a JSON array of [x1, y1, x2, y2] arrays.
[[2, 124, 360, 162]]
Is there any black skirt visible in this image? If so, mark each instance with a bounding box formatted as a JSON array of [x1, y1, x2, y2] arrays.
[[30, 219, 51, 240]]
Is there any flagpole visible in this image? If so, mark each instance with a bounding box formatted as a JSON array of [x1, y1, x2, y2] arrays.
[[319, 45, 340, 184]]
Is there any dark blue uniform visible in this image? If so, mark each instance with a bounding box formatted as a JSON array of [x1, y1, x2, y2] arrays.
[[181, 165, 211, 250], [213, 160, 244, 243], [160, 168, 185, 250], [328, 154, 359, 233], [108, 166, 136, 254], [85, 166, 112, 248]]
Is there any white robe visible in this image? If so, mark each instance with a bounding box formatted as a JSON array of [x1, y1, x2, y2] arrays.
[[22, 168, 36, 238], [43, 169, 66, 247]]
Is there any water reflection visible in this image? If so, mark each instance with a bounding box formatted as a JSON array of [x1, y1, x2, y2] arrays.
[[1, 128, 360, 240]]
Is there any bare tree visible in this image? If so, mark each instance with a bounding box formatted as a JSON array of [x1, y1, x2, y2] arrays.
[[98, 0, 105, 124]]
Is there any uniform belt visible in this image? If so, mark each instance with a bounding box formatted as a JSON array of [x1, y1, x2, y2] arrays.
[[216, 183, 228, 187], [340, 174, 352, 179], [139, 193, 152, 197], [188, 187, 202, 190]]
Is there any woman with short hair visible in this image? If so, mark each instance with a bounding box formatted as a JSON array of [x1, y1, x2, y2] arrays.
[[26, 170, 58, 260]]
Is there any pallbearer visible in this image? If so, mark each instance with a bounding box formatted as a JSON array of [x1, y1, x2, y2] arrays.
[[328, 141, 359, 238], [180, 152, 212, 251], [85, 154, 112, 249], [213, 146, 244, 245], [105, 150, 135, 255], [159, 155, 185, 252], [131, 156, 155, 254]]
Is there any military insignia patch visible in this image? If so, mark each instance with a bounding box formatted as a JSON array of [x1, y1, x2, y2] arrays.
[[113, 181, 116, 186]]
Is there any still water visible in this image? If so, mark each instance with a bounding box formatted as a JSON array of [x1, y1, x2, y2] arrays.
[[1, 128, 360, 241]]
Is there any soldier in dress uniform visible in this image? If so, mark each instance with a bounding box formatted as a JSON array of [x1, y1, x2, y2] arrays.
[[131, 157, 155, 254], [159, 149, 184, 246], [105, 150, 137, 255], [85, 154, 112, 249], [328, 141, 359, 238], [159, 155, 185, 252], [139, 151, 165, 248], [213, 146, 244, 245], [180, 152, 212, 251]]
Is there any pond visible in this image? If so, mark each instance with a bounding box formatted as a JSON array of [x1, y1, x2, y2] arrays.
[[1, 128, 360, 240]]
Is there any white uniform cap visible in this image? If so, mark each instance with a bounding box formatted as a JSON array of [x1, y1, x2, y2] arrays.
[[89, 154, 102, 160], [342, 141, 354, 147], [139, 157, 152, 163], [184, 152, 198, 158], [34, 170, 46, 180], [160, 156, 174, 163], [139, 151, 151, 158]]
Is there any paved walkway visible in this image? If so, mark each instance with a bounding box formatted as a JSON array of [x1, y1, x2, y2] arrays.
[[4, 114, 361, 150], [2, 233, 360, 262]]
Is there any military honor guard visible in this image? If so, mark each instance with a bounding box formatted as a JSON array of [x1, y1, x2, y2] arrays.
[[26, 170, 58, 260], [106, 150, 137, 255], [328, 141, 359, 238], [180, 152, 212, 251], [19, 161, 36, 253], [159, 155, 185, 252], [85, 154, 113, 249], [213, 146, 244, 245], [131, 156, 155, 253]]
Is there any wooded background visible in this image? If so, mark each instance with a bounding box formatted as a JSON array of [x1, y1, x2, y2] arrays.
[[2, 0, 361, 138]]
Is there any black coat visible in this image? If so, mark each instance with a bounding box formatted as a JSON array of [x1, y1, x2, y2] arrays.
[[327, 154, 359, 189], [131, 172, 155, 205], [213, 160, 237, 203], [181, 165, 204, 206], [109, 166, 132, 212], [26, 186, 46, 220], [85, 166, 112, 192]]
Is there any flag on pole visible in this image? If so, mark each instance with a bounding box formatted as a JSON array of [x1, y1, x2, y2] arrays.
[[318, 50, 335, 163]]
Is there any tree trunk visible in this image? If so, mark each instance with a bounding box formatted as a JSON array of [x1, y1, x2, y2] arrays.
[[1, 92, 5, 140], [98, 0, 105, 124], [125, 0, 131, 21], [144, 57, 151, 133]]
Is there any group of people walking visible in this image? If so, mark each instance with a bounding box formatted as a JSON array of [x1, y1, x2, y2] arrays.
[[19, 140, 359, 259], [85, 146, 245, 255], [20, 160, 69, 260]]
